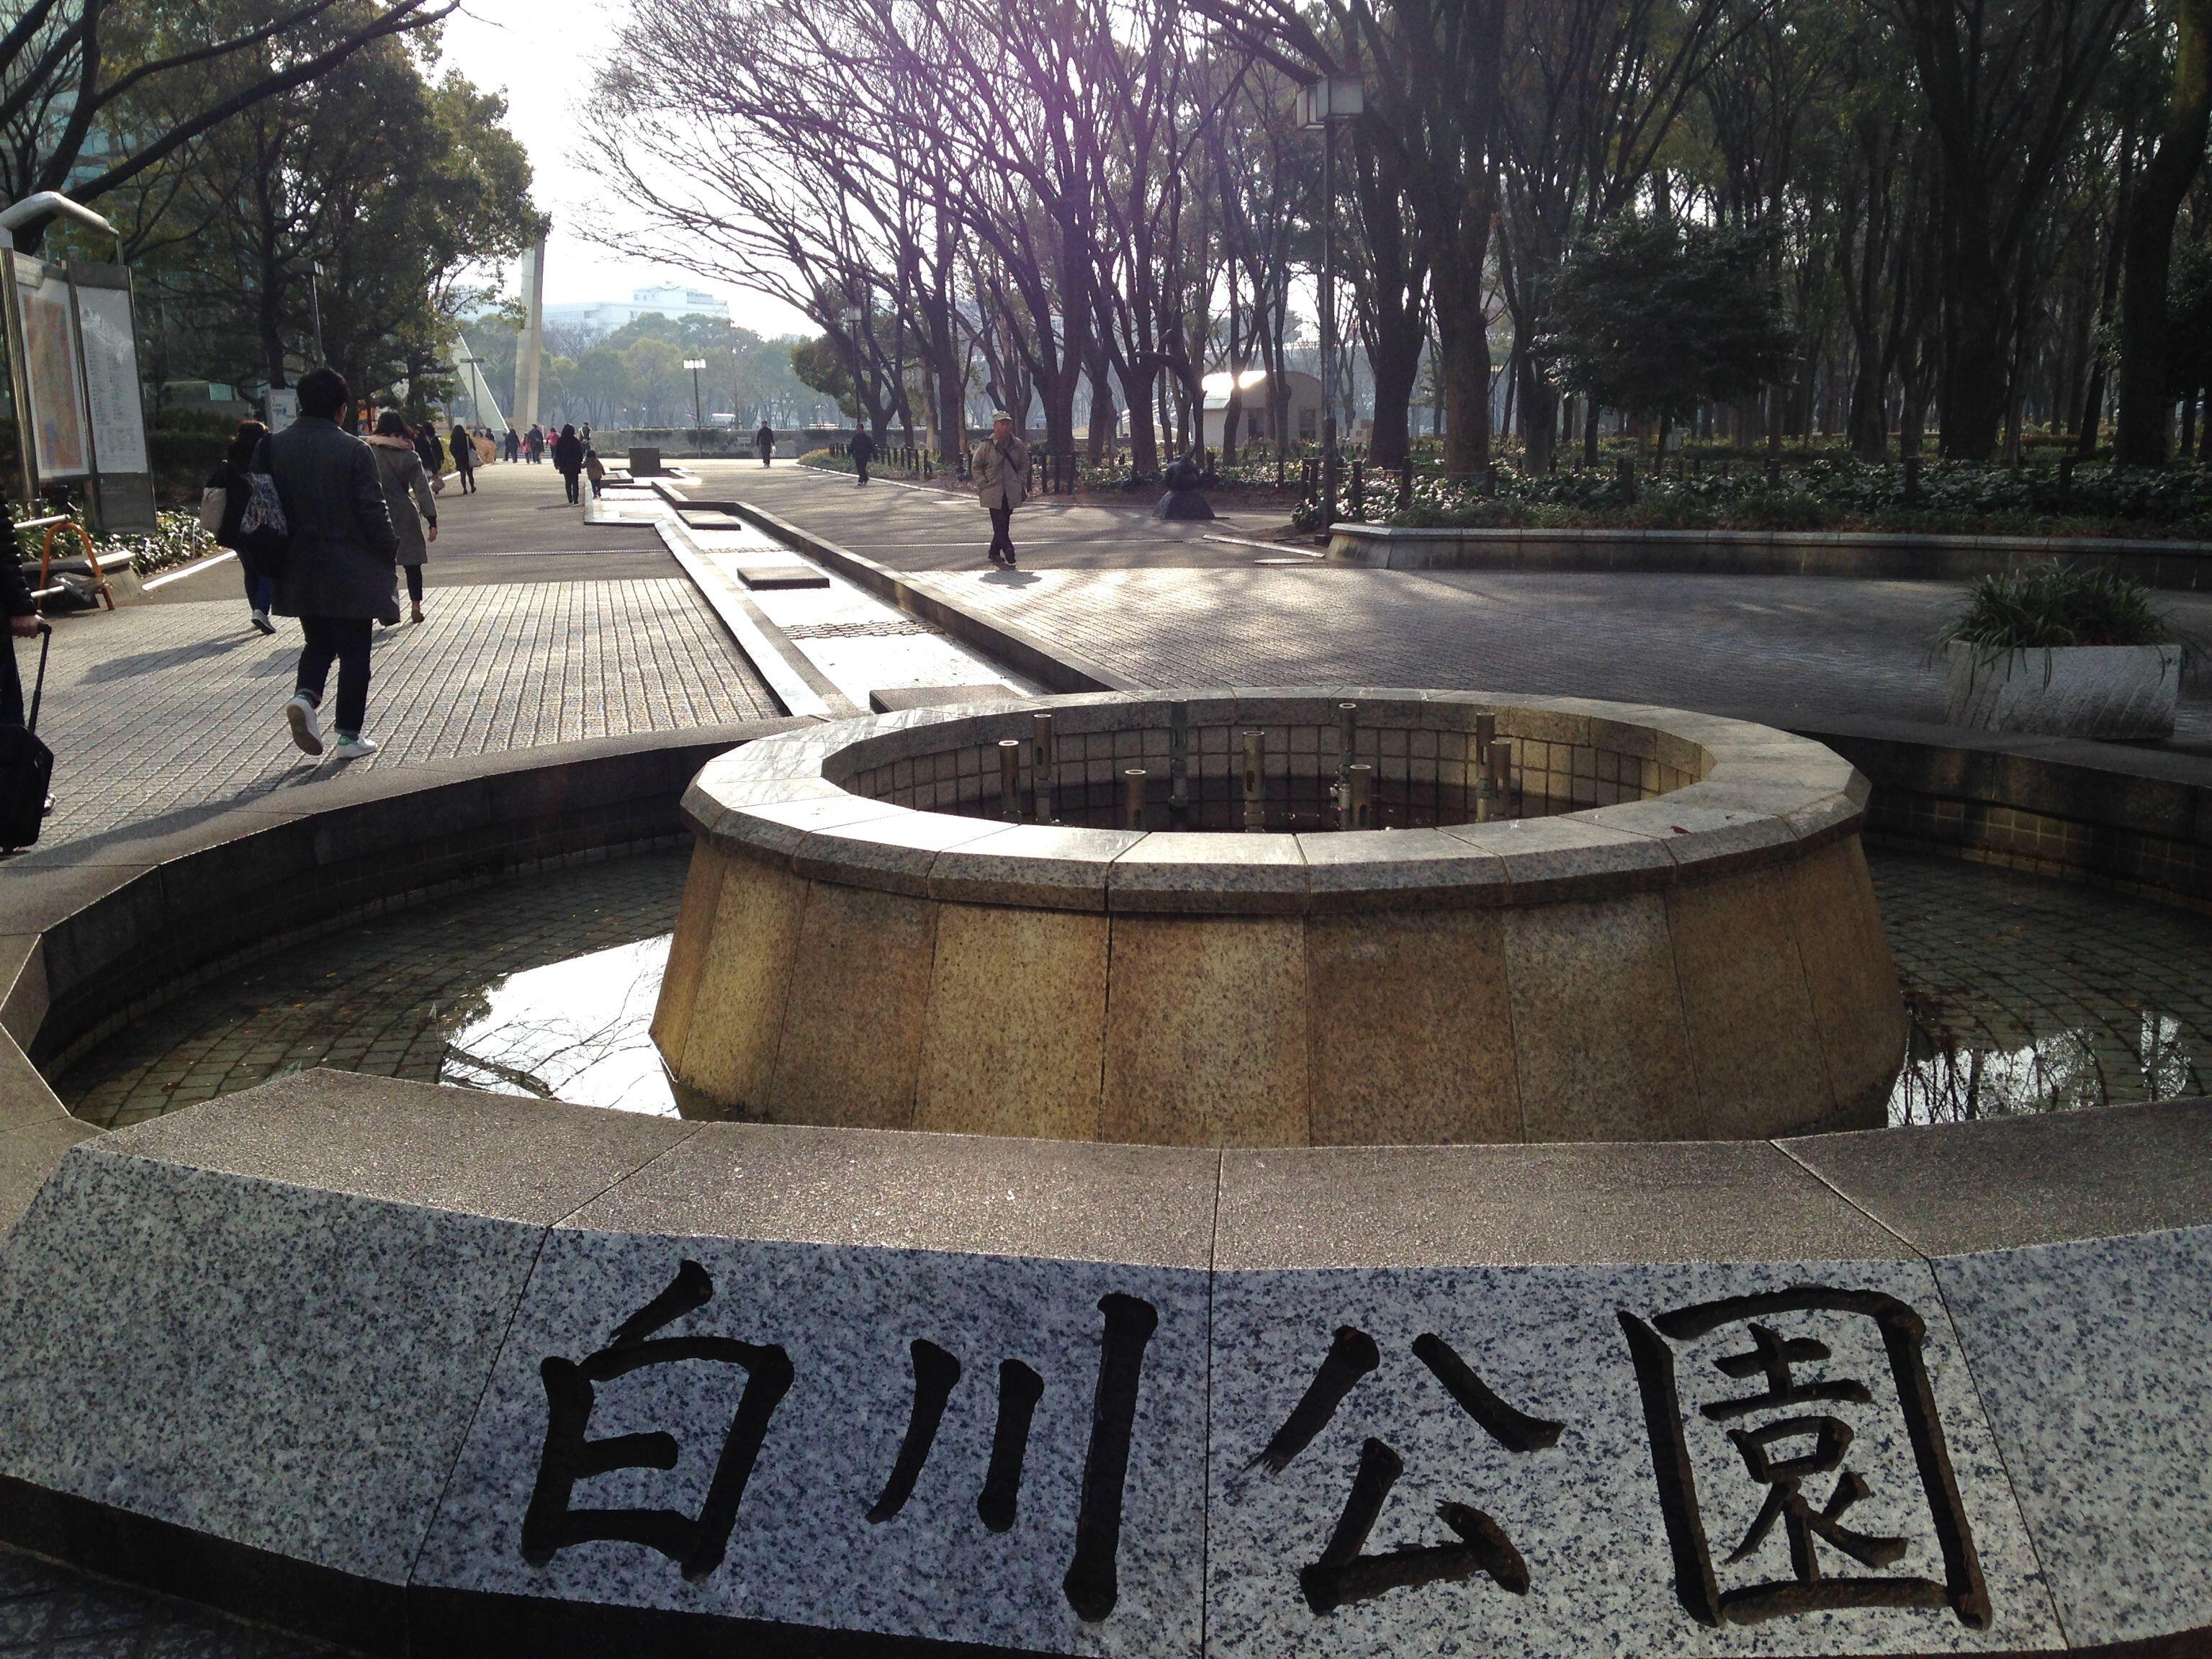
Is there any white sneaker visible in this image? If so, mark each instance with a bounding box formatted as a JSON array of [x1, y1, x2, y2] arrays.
[[284, 694, 323, 756], [250, 610, 275, 636], [332, 734, 379, 760]]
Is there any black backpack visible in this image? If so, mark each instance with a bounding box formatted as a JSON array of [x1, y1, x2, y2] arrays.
[[0, 623, 54, 851]]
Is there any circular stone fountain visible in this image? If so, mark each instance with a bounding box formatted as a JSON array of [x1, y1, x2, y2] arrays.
[[654, 690, 1905, 1144]]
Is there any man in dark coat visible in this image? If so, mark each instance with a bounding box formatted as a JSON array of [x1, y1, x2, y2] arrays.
[[413, 421, 445, 481], [550, 423, 586, 502], [257, 367, 399, 760], [848, 421, 876, 485], [753, 421, 775, 465]]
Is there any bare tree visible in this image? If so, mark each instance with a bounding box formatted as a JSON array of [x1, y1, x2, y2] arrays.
[[0, 0, 457, 241]]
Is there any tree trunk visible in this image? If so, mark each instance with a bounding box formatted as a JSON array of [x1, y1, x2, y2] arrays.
[[1085, 351, 1115, 463], [1119, 361, 1159, 475], [1365, 307, 1423, 471], [1847, 349, 1887, 459], [1939, 261, 2010, 460], [2113, 0, 2212, 467], [1433, 231, 1492, 475]]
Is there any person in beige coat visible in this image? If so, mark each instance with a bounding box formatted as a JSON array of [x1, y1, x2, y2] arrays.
[[971, 411, 1030, 567], [365, 411, 439, 624]]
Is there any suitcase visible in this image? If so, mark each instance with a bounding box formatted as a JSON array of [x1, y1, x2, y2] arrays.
[[0, 622, 54, 850]]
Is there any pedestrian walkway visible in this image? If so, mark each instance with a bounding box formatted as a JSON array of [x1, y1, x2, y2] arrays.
[[12, 464, 775, 853], [691, 460, 2212, 749]]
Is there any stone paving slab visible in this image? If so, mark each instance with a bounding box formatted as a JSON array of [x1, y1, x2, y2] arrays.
[[688, 459, 1303, 570], [706, 466, 2212, 751]]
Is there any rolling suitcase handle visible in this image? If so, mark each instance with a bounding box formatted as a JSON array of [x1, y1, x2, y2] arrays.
[[24, 619, 49, 734]]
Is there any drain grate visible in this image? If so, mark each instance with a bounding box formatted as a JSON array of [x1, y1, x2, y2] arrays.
[[781, 619, 945, 640]]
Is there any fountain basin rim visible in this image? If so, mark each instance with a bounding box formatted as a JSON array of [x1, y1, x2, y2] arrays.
[[681, 688, 1871, 914]]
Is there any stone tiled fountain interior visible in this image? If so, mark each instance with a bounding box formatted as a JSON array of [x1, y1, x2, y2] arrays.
[[836, 703, 1702, 831]]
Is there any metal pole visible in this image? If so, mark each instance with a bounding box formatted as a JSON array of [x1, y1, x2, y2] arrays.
[[1242, 730, 1267, 833], [999, 739, 1023, 822], [1334, 701, 1357, 829], [1473, 713, 1498, 821], [1321, 120, 1339, 528], [1031, 713, 1056, 824], [1123, 768, 1147, 831], [692, 366, 703, 452], [308, 262, 324, 366], [1346, 763, 1374, 830], [1169, 701, 1190, 827]]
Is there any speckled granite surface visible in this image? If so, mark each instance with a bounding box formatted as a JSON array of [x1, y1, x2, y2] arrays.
[[0, 1080, 2205, 1658], [1935, 1227, 2212, 1648], [417, 1234, 1208, 1655]]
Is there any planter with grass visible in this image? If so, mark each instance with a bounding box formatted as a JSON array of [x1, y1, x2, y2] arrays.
[[1941, 565, 2186, 739]]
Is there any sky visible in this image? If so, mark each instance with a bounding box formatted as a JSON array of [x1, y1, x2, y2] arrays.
[[435, 0, 813, 339]]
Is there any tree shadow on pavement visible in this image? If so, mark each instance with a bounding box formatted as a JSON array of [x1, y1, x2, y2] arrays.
[[76, 632, 275, 683]]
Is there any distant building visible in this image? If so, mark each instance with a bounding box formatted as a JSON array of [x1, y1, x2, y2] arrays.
[[543, 285, 732, 336], [1201, 369, 1325, 450]]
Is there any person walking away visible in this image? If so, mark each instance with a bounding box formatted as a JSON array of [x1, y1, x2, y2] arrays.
[[972, 411, 1030, 567], [526, 424, 544, 464], [413, 420, 445, 484], [848, 421, 876, 485], [584, 444, 606, 498], [206, 419, 278, 634], [367, 412, 439, 625], [259, 367, 399, 760], [503, 425, 520, 463], [552, 423, 585, 503], [754, 420, 775, 466], [449, 422, 477, 495]]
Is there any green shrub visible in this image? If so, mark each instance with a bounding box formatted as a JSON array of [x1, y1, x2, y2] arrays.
[[1940, 565, 2175, 650], [11, 503, 217, 577], [1363, 460, 2212, 537], [109, 511, 221, 577]]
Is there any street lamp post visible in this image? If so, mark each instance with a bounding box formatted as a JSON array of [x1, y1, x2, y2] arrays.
[[308, 261, 325, 366], [683, 358, 706, 453], [1298, 73, 1363, 528]]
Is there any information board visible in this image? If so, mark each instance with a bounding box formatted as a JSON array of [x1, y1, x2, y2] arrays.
[[11, 254, 89, 480], [73, 284, 148, 475]]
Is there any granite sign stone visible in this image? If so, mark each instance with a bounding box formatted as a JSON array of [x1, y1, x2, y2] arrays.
[[0, 1076, 2206, 1658]]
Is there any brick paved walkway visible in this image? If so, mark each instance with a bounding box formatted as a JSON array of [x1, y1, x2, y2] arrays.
[[703, 462, 2212, 750], [11, 465, 775, 853]]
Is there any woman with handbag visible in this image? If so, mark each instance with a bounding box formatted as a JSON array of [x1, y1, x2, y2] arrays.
[[365, 411, 439, 624], [201, 420, 277, 635]]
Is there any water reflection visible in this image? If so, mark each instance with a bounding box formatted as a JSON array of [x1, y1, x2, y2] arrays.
[[441, 935, 675, 1114], [1875, 850, 2212, 1124], [58, 842, 2212, 1133], [1893, 997, 2205, 1123]]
